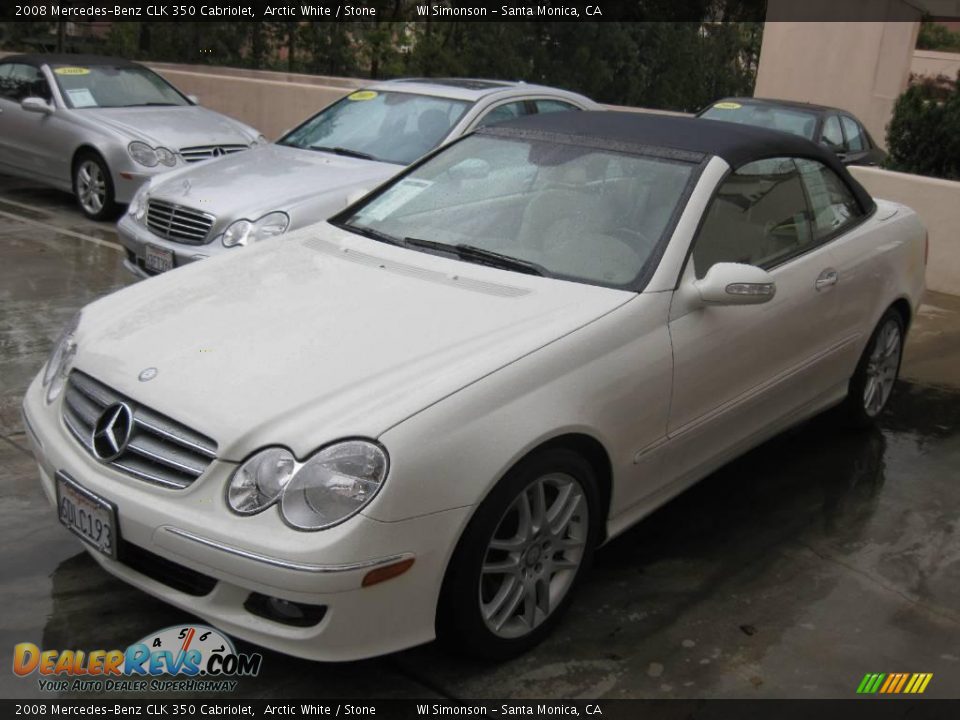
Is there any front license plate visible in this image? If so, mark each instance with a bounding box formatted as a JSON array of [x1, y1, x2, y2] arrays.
[[56, 473, 118, 559], [144, 244, 174, 273]]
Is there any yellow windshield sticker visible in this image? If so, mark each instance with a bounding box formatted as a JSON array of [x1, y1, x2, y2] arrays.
[[347, 90, 378, 101], [713, 101, 742, 110], [54, 67, 91, 76]]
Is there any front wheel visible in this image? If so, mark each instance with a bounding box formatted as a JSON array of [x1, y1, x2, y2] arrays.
[[842, 308, 905, 427], [437, 447, 600, 660], [73, 152, 119, 221]]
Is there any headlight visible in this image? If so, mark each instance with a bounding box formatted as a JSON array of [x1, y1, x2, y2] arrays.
[[42, 312, 81, 405], [128, 184, 149, 222], [227, 440, 389, 530], [155, 147, 177, 167], [128, 141, 159, 167], [227, 447, 297, 515], [222, 211, 290, 248], [282, 441, 388, 530], [250, 134, 268, 147]]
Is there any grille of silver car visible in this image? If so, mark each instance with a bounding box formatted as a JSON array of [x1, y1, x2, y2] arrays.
[[61, 370, 218, 490], [146, 199, 215, 245], [179, 144, 249, 163]]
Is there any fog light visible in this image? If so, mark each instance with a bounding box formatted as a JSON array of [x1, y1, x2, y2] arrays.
[[243, 593, 327, 627]]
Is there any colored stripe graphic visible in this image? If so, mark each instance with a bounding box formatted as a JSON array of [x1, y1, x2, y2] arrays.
[[857, 672, 933, 694]]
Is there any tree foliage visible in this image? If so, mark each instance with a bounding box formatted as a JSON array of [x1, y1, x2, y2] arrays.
[[885, 72, 960, 181], [917, 20, 960, 53]]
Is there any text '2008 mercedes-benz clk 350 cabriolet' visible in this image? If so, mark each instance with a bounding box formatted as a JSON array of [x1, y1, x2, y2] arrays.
[[23, 112, 925, 661]]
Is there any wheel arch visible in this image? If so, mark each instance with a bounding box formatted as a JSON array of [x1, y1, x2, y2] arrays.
[[71, 144, 106, 175], [889, 297, 912, 332]]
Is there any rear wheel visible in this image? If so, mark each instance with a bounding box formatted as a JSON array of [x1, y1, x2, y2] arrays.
[[437, 447, 599, 660], [73, 151, 119, 221], [842, 308, 904, 427]]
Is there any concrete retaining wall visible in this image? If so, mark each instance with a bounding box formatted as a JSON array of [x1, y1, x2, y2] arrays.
[[911, 49, 960, 80], [147, 62, 365, 139], [850, 166, 960, 296]]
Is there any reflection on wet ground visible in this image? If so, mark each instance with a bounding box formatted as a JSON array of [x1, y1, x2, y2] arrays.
[[1, 174, 958, 699]]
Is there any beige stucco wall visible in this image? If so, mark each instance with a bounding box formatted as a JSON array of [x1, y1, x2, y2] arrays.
[[147, 62, 365, 139], [755, 2, 921, 149], [911, 49, 960, 79], [850, 166, 960, 296]]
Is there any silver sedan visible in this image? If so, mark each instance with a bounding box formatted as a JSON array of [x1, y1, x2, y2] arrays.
[[0, 54, 264, 220], [116, 78, 597, 278]]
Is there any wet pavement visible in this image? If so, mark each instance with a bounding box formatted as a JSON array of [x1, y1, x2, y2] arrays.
[[1, 173, 958, 700]]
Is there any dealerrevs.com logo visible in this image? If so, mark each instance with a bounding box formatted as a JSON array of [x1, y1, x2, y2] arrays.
[[13, 625, 262, 693]]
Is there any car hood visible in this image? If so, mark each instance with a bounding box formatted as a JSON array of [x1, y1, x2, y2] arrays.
[[73, 225, 632, 460], [147, 144, 399, 226], [88, 106, 256, 148]]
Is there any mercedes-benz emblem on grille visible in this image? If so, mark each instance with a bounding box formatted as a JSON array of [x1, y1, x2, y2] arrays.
[[139, 367, 158, 382], [211, 147, 224, 157], [92, 403, 134, 462]]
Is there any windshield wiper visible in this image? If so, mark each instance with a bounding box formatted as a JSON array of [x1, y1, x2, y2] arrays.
[[404, 237, 545, 276], [336, 223, 404, 247], [308, 145, 377, 161]]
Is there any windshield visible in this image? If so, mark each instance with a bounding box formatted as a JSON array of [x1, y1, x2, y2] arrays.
[[278, 90, 471, 165], [51, 64, 189, 109], [700, 102, 818, 140], [336, 134, 696, 288]]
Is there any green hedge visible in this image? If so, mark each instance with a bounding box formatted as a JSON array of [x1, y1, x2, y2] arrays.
[[885, 73, 960, 181]]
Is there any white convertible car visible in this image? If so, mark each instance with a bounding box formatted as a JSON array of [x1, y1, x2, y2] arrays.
[[23, 112, 925, 661]]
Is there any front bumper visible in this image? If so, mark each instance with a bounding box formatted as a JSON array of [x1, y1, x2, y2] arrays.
[[117, 214, 227, 279], [22, 373, 470, 661]]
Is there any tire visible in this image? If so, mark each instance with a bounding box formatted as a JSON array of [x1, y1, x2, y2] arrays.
[[436, 446, 601, 660], [841, 308, 905, 428], [72, 151, 119, 221]]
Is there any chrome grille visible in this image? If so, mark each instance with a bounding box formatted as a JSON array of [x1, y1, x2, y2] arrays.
[[146, 199, 215, 245], [61, 370, 218, 490], [179, 144, 249, 163]]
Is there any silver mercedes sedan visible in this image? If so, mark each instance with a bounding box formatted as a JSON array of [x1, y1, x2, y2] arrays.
[[116, 78, 597, 278], [0, 54, 264, 220]]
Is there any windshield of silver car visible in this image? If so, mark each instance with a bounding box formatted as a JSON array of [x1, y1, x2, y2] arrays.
[[277, 90, 471, 165], [337, 134, 695, 288], [51, 64, 190, 109], [700, 102, 818, 140]]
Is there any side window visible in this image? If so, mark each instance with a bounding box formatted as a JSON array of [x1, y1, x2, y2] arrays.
[[691, 157, 813, 278], [475, 101, 530, 129], [795, 158, 863, 239], [839, 116, 866, 151], [534, 99, 579, 115], [0, 64, 51, 102], [820, 115, 844, 150]]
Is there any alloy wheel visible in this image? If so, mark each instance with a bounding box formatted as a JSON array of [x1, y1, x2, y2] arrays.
[[76, 160, 106, 215], [863, 318, 901, 417], [479, 472, 588, 639]]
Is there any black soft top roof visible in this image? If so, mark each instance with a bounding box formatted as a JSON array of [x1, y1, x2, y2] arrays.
[[1, 54, 140, 68], [483, 110, 875, 212]]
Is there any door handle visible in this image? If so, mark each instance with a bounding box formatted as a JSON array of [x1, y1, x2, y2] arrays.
[[815, 268, 838, 291]]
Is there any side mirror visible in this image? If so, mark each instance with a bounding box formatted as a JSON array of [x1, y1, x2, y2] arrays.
[[694, 262, 776, 306], [345, 188, 371, 206], [187, 94, 199, 105], [21, 97, 52, 114]]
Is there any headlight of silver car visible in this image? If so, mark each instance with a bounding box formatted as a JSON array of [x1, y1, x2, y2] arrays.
[[221, 212, 290, 248], [128, 184, 149, 223], [250, 135, 268, 147], [227, 440, 388, 530], [42, 312, 80, 405], [128, 141, 159, 167], [155, 147, 177, 167]]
